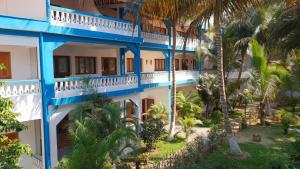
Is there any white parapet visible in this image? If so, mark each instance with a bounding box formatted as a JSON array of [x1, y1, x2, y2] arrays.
[[141, 71, 169, 84], [0, 80, 42, 121], [55, 75, 139, 98], [50, 7, 138, 37]]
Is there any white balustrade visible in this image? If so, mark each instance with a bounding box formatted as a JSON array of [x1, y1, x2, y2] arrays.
[[142, 32, 169, 45], [55, 75, 138, 98], [50, 7, 138, 37], [141, 72, 169, 85], [0, 80, 41, 97], [175, 70, 199, 82], [172, 36, 200, 50]]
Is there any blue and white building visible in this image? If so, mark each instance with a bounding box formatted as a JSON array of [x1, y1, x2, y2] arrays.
[[0, 1, 203, 168]]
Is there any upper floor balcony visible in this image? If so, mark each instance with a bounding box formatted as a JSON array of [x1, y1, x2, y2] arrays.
[[50, 6, 138, 37]]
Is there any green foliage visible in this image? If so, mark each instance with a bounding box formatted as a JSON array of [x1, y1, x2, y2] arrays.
[[176, 91, 202, 118], [57, 96, 137, 169], [147, 102, 168, 124], [140, 118, 164, 149], [280, 110, 298, 135], [211, 111, 223, 124], [0, 82, 32, 168], [179, 116, 198, 138]]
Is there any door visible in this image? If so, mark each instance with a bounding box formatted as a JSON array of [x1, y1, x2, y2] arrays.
[[57, 115, 71, 160], [54, 56, 70, 78], [142, 98, 155, 121], [0, 52, 12, 79], [102, 57, 117, 76]]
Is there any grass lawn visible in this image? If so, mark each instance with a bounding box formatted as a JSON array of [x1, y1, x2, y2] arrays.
[[147, 138, 188, 163], [182, 124, 300, 169]]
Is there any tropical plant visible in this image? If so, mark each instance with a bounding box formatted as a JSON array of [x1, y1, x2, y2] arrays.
[[147, 102, 168, 124], [57, 96, 137, 169], [140, 118, 164, 149], [0, 65, 32, 169], [277, 109, 298, 135], [185, 0, 263, 156], [176, 91, 202, 118], [179, 116, 198, 138], [251, 40, 290, 126], [141, 0, 198, 140], [196, 73, 219, 117]]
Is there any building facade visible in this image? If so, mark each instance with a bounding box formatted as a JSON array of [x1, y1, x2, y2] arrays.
[[0, 1, 202, 169]]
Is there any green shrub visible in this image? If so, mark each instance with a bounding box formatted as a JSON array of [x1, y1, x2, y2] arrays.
[[140, 118, 164, 149], [179, 116, 199, 138], [211, 111, 223, 124], [280, 110, 297, 135], [201, 119, 213, 127]]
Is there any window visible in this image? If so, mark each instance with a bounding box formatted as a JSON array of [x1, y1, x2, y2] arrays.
[[102, 57, 117, 76], [0, 52, 11, 79], [182, 59, 189, 70], [54, 56, 70, 78], [155, 59, 166, 71], [127, 58, 134, 73], [175, 59, 180, 70], [75, 56, 96, 74]]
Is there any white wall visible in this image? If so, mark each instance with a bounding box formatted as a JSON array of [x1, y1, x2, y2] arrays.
[[19, 120, 42, 169], [0, 46, 39, 80], [0, 0, 46, 19], [54, 45, 119, 76], [126, 50, 166, 73], [140, 86, 170, 108], [175, 53, 197, 70], [51, 0, 101, 15], [177, 84, 197, 94]]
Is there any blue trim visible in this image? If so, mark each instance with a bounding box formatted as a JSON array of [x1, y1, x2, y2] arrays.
[[119, 48, 126, 75], [137, 13, 141, 38], [50, 88, 143, 105], [39, 34, 52, 169]]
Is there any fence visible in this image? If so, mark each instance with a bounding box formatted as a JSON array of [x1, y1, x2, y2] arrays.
[[147, 130, 226, 169]]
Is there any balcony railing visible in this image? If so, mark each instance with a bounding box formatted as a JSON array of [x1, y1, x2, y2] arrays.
[[0, 80, 41, 97], [175, 70, 199, 82], [141, 71, 169, 85], [173, 36, 200, 50], [141, 70, 198, 86], [142, 32, 169, 45], [50, 6, 138, 37], [55, 75, 138, 98], [0, 79, 42, 121]]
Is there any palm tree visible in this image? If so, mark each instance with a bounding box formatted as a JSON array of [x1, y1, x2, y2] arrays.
[[251, 39, 290, 126], [141, 0, 198, 140], [186, 0, 261, 156]]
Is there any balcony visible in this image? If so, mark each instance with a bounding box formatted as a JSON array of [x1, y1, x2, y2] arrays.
[[141, 71, 169, 85], [173, 36, 200, 50], [50, 6, 138, 37], [142, 32, 169, 45], [141, 70, 199, 87], [54, 75, 138, 98], [0, 80, 42, 121]]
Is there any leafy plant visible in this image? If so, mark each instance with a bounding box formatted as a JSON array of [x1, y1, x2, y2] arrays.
[[211, 111, 223, 125], [140, 118, 164, 150], [280, 110, 297, 135], [179, 116, 198, 138], [147, 102, 168, 124], [176, 91, 202, 118], [57, 96, 137, 169]]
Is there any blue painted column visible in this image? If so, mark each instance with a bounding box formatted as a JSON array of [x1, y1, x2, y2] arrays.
[[137, 12, 141, 38], [128, 45, 141, 88], [39, 34, 64, 169]]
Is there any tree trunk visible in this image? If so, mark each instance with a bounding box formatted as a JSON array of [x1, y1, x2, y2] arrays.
[[259, 102, 266, 126], [168, 24, 177, 140], [214, 8, 243, 156], [237, 49, 246, 81]]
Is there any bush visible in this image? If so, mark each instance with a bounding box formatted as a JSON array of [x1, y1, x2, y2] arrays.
[[280, 110, 297, 135], [140, 118, 164, 149], [201, 119, 213, 127], [179, 116, 199, 138], [211, 111, 223, 124]]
